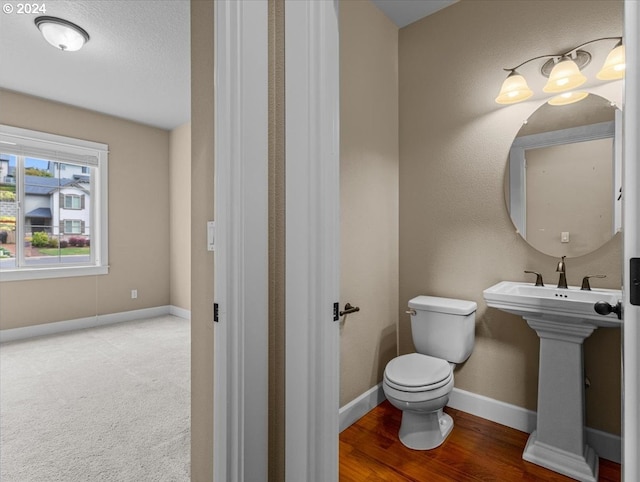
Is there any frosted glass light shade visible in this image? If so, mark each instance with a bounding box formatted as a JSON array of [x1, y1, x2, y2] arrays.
[[597, 43, 625, 80], [495, 71, 534, 104], [543, 58, 587, 93], [548, 91, 589, 106], [35, 16, 89, 52]]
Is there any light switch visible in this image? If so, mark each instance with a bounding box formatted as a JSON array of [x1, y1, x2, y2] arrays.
[[561, 232, 570, 243]]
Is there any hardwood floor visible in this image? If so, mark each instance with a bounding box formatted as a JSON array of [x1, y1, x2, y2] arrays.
[[339, 401, 621, 481]]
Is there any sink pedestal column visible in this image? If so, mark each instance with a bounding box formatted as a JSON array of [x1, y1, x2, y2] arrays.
[[524, 316, 598, 482]]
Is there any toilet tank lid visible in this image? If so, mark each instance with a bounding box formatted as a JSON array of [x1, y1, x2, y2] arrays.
[[408, 295, 477, 315]]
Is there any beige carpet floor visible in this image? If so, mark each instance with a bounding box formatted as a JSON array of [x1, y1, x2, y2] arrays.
[[0, 315, 190, 481]]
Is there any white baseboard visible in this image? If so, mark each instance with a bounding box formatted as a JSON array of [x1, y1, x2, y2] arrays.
[[169, 305, 191, 320], [339, 384, 621, 464], [447, 387, 536, 433], [584, 426, 621, 464], [448, 388, 621, 464], [339, 383, 385, 433], [0, 305, 192, 343]]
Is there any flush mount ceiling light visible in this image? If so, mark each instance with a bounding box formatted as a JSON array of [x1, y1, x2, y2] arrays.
[[495, 37, 624, 106], [34, 16, 89, 52]]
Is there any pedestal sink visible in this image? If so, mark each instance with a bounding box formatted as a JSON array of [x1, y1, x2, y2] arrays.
[[483, 281, 622, 482]]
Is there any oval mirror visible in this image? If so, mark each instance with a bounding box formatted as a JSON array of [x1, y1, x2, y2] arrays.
[[505, 93, 622, 258]]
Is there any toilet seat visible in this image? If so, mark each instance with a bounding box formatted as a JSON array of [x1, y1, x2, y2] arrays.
[[384, 353, 452, 393]]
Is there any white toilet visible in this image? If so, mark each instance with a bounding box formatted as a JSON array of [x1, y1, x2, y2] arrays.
[[383, 295, 476, 450]]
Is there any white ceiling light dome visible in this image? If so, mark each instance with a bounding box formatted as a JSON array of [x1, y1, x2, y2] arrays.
[[34, 16, 90, 52]]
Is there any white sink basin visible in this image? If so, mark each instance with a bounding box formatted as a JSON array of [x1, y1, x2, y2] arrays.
[[483, 280, 622, 327]]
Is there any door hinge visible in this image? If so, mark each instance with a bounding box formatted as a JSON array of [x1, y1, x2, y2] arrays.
[[630, 258, 640, 306], [333, 302, 339, 322], [214, 302, 219, 322]]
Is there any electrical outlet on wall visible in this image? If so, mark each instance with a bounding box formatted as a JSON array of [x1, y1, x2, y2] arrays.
[[131, 289, 138, 299]]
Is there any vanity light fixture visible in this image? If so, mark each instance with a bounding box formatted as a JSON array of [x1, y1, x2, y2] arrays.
[[495, 37, 624, 105], [34, 16, 90, 52], [495, 70, 534, 104], [542, 54, 588, 93], [547, 91, 589, 106], [597, 40, 625, 80]]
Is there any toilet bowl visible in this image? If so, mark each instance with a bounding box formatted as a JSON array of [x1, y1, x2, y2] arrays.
[[383, 353, 455, 449], [383, 296, 476, 450]]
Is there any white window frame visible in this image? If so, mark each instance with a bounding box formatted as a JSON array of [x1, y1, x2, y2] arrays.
[[0, 125, 109, 281]]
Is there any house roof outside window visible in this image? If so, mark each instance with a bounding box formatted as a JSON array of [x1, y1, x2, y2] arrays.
[[25, 175, 88, 196], [25, 207, 52, 219]]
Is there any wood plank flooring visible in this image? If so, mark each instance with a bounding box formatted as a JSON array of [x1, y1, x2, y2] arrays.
[[340, 401, 621, 481]]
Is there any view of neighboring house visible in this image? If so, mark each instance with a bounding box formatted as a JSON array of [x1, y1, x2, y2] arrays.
[[47, 161, 89, 179], [0, 154, 91, 240], [24, 174, 91, 236], [0, 157, 9, 183], [0, 156, 17, 244]]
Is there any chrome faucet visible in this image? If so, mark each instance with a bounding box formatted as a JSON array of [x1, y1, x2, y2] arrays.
[[556, 256, 568, 289]]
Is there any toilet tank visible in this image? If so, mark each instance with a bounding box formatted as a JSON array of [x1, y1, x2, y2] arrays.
[[408, 295, 477, 364]]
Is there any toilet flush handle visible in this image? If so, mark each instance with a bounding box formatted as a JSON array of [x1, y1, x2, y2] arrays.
[[406, 309, 416, 316]]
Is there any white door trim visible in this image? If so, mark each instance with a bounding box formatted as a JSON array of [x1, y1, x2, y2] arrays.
[[623, 1, 640, 480], [213, 1, 269, 480], [284, 0, 341, 480]]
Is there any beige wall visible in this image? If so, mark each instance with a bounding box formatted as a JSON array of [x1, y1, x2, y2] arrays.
[[0, 89, 171, 330], [340, 0, 399, 407], [399, 0, 622, 434], [170, 122, 192, 311], [190, 1, 215, 480]]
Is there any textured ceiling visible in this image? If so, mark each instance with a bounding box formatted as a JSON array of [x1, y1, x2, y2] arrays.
[[0, 0, 190, 130], [370, 0, 458, 28], [0, 1, 456, 131]]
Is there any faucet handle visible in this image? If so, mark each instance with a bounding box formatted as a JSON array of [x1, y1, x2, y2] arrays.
[[581, 275, 606, 291], [556, 256, 566, 273], [524, 270, 544, 286]]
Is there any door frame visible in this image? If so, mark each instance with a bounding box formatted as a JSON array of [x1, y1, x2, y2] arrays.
[[623, 1, 640, 480], [213, 0, 269, 480], [211, 1, 639, 480], [284, 0, 341, 480]]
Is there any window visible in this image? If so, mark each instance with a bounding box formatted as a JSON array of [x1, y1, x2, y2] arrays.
[[63, 220, 84, 234], [0, 125, 108, 281], [63, 194, 84, 210]]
